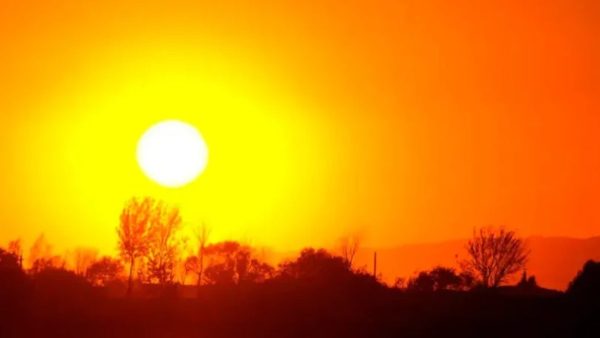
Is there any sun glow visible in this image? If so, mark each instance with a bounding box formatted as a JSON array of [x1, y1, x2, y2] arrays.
[[136, 120, 209, 188]]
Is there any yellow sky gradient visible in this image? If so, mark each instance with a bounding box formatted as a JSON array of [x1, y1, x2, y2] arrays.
[[1, 0, 599, 255]]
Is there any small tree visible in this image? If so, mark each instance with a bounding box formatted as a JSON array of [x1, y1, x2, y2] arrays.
[[278, 248, 351, 282], [203, 241, 242, 285], [145, 202, 182, 285], [0, 248, 21, 271], [185, 223, 210, 289], [71, 247, 98, 276], [407, 266, 468, 292], [461, 226, 529, 288], [7, 239, 23, 268], [28, 234, 52, 268], [30, 256, 65, 274], [0, 247, 28, 299], [202, 241, 273, 285], [407, 271, 435, 292], [338, 233, 361, 268], [429, 266, 464, 290], [117, 197, 154, 295]]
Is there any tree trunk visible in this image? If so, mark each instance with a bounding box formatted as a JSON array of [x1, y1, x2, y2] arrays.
[[127, 257, 135, 296], [196, 247, 204, 298]]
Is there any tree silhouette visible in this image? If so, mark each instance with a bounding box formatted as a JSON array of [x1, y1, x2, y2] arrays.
[[407, 271, 435, 291], [203, 241, 240, 285], [277, 248, 375, 286], [0, 247, 28, 301], [338, 233, 361, 268], [461, 226, 528, 288], [407, 266, 466, 291], [30, 256, 65, 274], [71, 247, 98, 276], [202, 241, 273, 285], [429, 266, 464, 290], [393, 277, 407, 289], [7, 239, 23, 268], [86, 256, 123, 287], [0, 247, 20, 270], [247, 256, 275, 283], [117, 197, 154, 295], [28, 234, 52, 268], [145, 201, 182, 286], [184, 223, 210, 292]]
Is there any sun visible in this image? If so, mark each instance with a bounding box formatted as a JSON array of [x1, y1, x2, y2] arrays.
[[136, 120, 209, 187]]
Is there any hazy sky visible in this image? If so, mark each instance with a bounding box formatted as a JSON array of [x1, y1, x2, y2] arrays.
[[0, 0, 598, 254]]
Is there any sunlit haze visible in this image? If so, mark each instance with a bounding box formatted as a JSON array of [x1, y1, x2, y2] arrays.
[[0, 0, 598, 257]]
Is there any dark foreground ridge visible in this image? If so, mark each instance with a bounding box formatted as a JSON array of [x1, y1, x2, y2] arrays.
[[2, 246, 600, 338]]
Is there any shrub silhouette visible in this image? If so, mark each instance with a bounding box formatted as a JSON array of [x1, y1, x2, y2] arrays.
[[567, 260, 600, 301], [276, 248, 379, 290], [86, 256, 124, 286], [407, 266, 467, 291], [202, 241, 274, 285], [32, 268, 93, 305], [0, 248, 29, 301], [516, 271, 538, 290]]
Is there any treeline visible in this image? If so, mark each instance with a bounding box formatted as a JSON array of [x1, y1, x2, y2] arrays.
[[0, 200, 517, 294], [0, 196, 596, 296], [2, 195, 600, 338], [2, 240, 600, 338]]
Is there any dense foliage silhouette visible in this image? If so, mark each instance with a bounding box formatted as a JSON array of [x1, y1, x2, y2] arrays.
[[1, 202, 598, 337], [1, 241, 599, 338]]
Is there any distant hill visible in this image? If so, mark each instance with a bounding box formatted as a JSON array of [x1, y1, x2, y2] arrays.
[[351, 236, 600, 291]]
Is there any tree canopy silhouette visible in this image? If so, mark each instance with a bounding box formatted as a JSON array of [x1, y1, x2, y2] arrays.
[[202, 241, 274, 285], [184, 223, 210, 291], [86, 256, 123, 287], [144, 201, 182, 285], [461, 226, 528, 288], [276, 248, 378, 291], [117, 197, 154, 294], [0, 247, 28, 301], [407, 266, 468, 292]]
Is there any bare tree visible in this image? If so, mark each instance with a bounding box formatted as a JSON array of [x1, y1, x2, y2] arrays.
[[461, 226, 529, 288], [117, 197, 154, 295], [145, 202, 182, 286], [338, 233, 361, 268], [71, 247, 98, 276], [196, 223, 210, 288], [184, 223, 210, 292], [28, 234, 52, 268], [7, 239, 22, 268], [27, 234, 65, 273]]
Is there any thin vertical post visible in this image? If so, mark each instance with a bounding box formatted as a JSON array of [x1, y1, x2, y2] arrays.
[[373, 251, 377, 278]]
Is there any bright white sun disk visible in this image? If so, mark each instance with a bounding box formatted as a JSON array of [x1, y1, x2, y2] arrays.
[[137, 120, 208, 187]]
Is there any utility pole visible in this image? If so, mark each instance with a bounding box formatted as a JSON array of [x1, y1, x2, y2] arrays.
[[373, 251, 377, 278]]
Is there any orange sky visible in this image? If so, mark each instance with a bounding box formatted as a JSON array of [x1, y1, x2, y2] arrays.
[[0, 0, 599, 255]]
